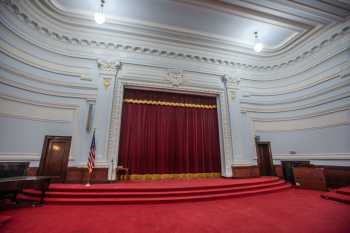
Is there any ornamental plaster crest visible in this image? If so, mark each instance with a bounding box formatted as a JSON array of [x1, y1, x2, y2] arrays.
[[97, 60, 121, 75], [165, 69, 184, 87]]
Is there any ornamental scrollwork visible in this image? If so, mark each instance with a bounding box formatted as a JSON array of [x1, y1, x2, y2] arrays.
[[165, 69, 184, 87]]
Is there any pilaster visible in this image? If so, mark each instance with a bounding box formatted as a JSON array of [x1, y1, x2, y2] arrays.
[[222, 73, 247, 174], [97, 60, 122, 180]]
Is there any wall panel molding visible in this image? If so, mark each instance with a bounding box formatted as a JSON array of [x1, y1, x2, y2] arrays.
[[273, 153, 350, 161], [0, 152, 40, 161], [253, 110, 350, 131]]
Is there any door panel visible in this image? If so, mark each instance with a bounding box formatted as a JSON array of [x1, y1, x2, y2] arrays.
[[256, 142, 275, 176], [38, 136, 71, 182]]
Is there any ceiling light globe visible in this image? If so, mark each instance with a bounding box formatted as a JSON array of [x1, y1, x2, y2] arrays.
[[254, 42, 263, 52], [94, 12, 105, 24]]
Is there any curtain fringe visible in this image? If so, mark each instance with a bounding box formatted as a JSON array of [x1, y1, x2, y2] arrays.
[[121, 172, 221, 181], [124, 98, 216, 109]]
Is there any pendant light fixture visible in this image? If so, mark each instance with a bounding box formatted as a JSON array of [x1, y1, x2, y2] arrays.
[[253, 31, 264, 53], [94, 0, 106, 24]]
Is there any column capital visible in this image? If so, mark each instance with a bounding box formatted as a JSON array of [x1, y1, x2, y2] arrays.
[[222, 74, 240, 100], [97, 60, 121, 76], [222, 74, 240, 90]]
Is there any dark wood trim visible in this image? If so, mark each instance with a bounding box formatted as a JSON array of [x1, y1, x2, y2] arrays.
[[27, 167, 109, 183], [232, 165, 260, 178]]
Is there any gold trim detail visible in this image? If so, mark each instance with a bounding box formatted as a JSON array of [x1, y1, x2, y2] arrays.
[[121, 172, 221, 181], [124, 98, 216, 109]]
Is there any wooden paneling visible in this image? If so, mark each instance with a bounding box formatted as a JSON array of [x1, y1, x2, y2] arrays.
[[274, 165, 283, 179], [0, 162, 29, 178], [65, 168, 108, 183], [321, 166, 350, 188], [27, 167, 38, 176], [232, 166, 260, 178], [27, 167, 108, 183], [293, 167, 327, 191]]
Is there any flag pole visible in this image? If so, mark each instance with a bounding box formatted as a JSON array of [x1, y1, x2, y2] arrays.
[[85, 128, 96, 187]]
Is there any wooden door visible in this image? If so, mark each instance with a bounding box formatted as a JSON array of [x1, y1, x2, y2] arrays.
[[256, 142, 275, 176], [38, 136, 71, 182]]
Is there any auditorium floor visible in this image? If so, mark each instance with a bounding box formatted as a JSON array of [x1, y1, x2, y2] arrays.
[[1, 188, 350, 233]]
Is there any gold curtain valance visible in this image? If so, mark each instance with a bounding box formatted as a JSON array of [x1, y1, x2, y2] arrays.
[[124, 98, 217, 109]]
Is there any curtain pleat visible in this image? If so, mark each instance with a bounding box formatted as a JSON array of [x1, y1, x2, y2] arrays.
[[118, 89, 221, 174]]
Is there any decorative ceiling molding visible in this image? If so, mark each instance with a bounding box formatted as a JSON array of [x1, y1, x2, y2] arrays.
[[51, 0, 310, 53], [0, 0, 349, 72]]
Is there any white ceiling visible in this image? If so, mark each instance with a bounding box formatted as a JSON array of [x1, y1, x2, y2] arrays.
[[50, 0, 350, 53]]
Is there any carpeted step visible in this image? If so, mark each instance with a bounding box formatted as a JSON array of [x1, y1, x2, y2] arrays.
[[17, 183, 291, 205], [48, 177, 281, 193], [321, 192, 350, 204], [22, 180, 287, 199], [335, 186, 350, 196]]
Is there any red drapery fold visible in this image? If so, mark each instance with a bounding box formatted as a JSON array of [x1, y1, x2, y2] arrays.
[[118, 89, 221, 174]]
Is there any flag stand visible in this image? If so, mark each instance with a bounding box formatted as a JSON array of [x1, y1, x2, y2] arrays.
[[85, 171, 92, 187]]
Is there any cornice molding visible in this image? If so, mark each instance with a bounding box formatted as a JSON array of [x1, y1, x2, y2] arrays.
[[1, 0, 349, 72], [0, 92, 80, 110], [241, 91, 350, 114], [0, 63, 97, 91], [241, 60, 350, 95], [0, 31, 92, 79], [241, 78, 350, 106], [249, 105, 350, 123]]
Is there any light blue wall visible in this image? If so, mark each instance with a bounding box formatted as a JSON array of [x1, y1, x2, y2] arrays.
[[0, 116, 72, 153], [0, 116, 72, 166], [257, 124, 350, 165], [257, 124, 350, 154]]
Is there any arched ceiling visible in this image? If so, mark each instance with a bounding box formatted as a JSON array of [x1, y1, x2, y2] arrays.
[[51, 0, 350, 55]]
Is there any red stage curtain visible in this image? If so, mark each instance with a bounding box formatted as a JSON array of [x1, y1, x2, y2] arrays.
[[118, 89, 221, 174]]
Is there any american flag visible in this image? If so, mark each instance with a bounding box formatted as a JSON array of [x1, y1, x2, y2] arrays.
[[87, 131, 96, 174]]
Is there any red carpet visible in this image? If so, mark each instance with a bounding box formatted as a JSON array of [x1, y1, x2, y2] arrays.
[[321, 186, 350, 204], [1, 188, 350, 233], [0, 215, 12, 227], [17, 177, 291, 204]]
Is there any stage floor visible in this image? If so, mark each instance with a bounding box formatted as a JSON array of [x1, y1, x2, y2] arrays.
[[50, 176, 280, 190], [17, 177, 291, 205]]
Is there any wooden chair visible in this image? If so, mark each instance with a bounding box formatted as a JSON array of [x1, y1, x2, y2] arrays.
[[116, 166, 129, 181]]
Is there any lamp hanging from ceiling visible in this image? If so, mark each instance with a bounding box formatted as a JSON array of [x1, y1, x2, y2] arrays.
[[253, 31, 264, 53], [94, 0, 106, 24]]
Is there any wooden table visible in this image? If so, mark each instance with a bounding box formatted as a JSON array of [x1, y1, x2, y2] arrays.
[[0, 176, 55, 205]]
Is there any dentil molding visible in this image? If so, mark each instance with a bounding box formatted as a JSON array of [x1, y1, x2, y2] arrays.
[[0, 0, 349, 72]]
